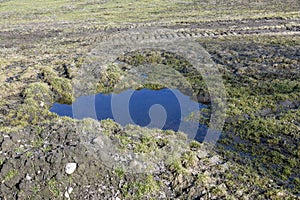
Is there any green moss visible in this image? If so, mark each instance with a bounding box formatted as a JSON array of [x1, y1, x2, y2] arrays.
[[8, 82, 54, 127], [182, 151, 197, 168], [114, 167, 125, 179], [167, 158, 185, 174], [4, 169, 18, 182], [32, 138, 44, 148], [117, 135, 131, 149], [96, 64, 124, 94], [0, 159, 4, 167], [117, 133, 160, 153], [134, 136, 157, 153], [0, 0, 299, 26], [47, 178, 60, 197], [196, 173, 210, 186], [265, 189, 288, 200], [294, 177, 300, 186], [211, 185, 227, 196], [139, 83, 165, 90], [200, 34, 300, 195], [25, 152, 34, 158], [116, 50, 209, 101], [164, 129, 176, 135], [122, 174, 160, 199], [32, 185, 41, 195], [282, 167, 292, 178], [100, 119, 121, 136], [42, 67, 74, 104]]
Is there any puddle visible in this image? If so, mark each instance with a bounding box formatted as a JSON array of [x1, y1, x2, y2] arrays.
[[50, 88, 209, 141]]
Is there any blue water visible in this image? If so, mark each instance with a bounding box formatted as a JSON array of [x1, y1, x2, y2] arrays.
[[50, 88, 209, 141]]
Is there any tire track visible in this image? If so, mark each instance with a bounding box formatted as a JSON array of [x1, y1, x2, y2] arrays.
[[0, 18, 299, 49], [97, 24, 300, 45]]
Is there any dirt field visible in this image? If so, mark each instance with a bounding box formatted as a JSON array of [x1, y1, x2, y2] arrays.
[[0, 0, 300, 199]]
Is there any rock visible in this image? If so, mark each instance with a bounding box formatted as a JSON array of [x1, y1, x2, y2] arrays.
[[68, 187, 73, 194], [65, 163, 77, 175], [129, 160, 138, 167], [92, 136, 104, 146], [40, 101, 44, 107], [64, 191, 70, 199], [175, 174, 183, 185], [64, 187, 73, 199], [25, 174, 32, 181], [209, 155, 220, 165], [197, 150, 208, 159]]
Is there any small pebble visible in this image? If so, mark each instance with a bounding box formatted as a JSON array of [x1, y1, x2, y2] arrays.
[[64, 191, 70, 199], [64, 187, 73, 199], [66, 163, 77, 175], [68, 187, 73, 194], [25, 174, 32, 181], [209, 155, 220, 165]]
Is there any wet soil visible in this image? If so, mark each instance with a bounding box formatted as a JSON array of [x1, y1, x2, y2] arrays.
[[0, 12, 300, 200]]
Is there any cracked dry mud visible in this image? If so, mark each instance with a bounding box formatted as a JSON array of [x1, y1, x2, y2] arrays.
[[1, 1, 300, 199]]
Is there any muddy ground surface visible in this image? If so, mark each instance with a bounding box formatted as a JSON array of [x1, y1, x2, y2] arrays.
[[0, 1, 300, 199]]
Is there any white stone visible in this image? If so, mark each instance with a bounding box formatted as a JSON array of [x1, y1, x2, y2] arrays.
[[197, 150, 208, 159], [65, 163, 77, 175], [25, 174, 32, 181], [64, 191, 70, 199], [64, 187, 73, 199], [68, 187, 73, 194]]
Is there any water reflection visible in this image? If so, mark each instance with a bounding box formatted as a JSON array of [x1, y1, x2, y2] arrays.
[[50, 88, 208, 141]]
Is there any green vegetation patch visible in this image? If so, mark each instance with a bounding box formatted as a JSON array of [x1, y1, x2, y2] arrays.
[[121, 174, 161, 199], [198, 35, 300, 194], [0, 0, 299, 26]]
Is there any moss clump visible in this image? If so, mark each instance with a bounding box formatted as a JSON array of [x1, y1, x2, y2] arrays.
[[196, 173, 210, 186], [117, 50, 209, 102], [138, 83, 165, 90], [166, 150, 198, 173], [115, 129, 166, 153], [96, 64, 124, 94], [114, 166, 125, 179], [100, 119, 122, 136], [47, 178, 60, 197], [181, 150, 197, 168], [121, 174, 160, 199], [167, 158, 185, 174], [9, 82, 54, 127], [42, 67, 74, 104], [189, 140, 202, 150], [4, 169, 18, 182], [134, 136, 158, 153]]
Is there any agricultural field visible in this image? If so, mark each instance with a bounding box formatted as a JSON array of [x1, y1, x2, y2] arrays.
[[0, 0, 299, 199]]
